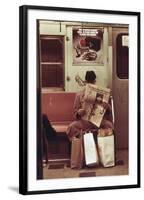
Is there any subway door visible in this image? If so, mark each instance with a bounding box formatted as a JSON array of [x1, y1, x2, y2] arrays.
[[112, 27, 129, 149]]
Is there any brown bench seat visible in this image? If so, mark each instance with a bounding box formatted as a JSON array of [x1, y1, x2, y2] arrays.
[[42, 92, 76, 161], [42, 92, 76, 132], [52, 121, 73, 133]]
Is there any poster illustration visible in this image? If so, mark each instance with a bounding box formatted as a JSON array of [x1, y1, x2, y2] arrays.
[[73, 27, 104, 64]]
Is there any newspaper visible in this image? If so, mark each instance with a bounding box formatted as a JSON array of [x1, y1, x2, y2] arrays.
[[82, 84, 111, 127]]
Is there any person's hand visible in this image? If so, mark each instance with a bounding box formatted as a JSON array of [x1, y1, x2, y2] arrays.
[[77, 109, 85, 117], [102, 102, 109, 109], [102, 102, 111, 110]]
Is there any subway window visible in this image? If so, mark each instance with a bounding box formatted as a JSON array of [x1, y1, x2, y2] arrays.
[[40, 36, 64, 89], [116, 33, 129, 79]]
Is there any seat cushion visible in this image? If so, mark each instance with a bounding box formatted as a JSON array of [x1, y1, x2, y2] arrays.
[[52, 121, 71, 133]]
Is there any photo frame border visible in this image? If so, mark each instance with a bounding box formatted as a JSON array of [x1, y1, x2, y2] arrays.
[[19, 5, 141, 195]]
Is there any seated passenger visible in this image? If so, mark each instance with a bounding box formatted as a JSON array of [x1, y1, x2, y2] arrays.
[[42, 114, 57, 141], [66, 71, 113, 140]]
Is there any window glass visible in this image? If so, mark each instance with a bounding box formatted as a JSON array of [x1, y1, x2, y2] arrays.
[[40, 37, 64, 89], [116, 33, 129, 79], [41, 64, 63, 87]]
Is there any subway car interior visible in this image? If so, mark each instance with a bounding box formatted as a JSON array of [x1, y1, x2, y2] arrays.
[[37, 20, 129, 179]]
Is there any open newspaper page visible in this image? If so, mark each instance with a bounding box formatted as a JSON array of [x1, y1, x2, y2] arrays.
[[82, 84, 111, 127]]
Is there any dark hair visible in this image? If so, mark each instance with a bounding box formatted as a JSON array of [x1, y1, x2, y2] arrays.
[[85, 71, 96, 83]]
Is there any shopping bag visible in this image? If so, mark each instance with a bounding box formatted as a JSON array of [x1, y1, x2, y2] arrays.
[[83, 132, 99, 166], [97, 131, 115, 167], [70, 134, 84, 169]]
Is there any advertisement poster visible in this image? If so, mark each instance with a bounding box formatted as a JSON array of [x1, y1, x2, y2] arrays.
[[73, 27, 104, 64]]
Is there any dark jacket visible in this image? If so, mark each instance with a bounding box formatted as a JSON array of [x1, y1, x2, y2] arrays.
[[42, 114, 57, 140]]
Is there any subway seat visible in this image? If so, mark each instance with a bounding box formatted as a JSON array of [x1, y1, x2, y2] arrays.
[[42, 92, 76, 161], [42, 92, 76, 131], [52, 121, 72, 133]]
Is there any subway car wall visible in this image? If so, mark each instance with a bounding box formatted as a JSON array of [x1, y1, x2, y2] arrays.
[[38, 20, 129, 150]]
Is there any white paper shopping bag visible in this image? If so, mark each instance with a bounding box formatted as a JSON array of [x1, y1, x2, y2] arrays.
[[97, 134, 115, 167], [83, 132, 99, 166]]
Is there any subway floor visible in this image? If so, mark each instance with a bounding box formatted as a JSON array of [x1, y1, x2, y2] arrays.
[[43, 149, 128, 179]]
